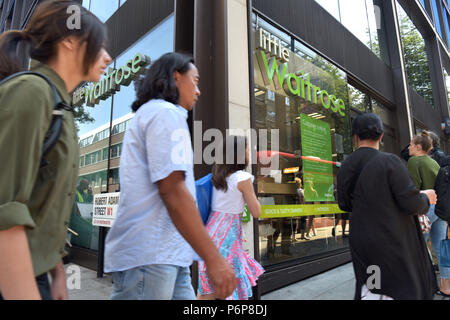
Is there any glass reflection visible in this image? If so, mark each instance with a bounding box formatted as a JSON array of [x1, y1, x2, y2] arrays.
[[253, 17, 353, 267], [396, 2, 435, 107]]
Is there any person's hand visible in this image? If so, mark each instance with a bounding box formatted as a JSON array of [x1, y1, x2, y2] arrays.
[[50, 273, 68, 300], [50, 261, 68, 300], [420, 189, 437, 205], [205, 256, 237, 299]]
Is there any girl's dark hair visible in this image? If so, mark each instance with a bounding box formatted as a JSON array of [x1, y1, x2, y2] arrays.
[[131, 52, 194, 112], [352, 113, 384, 141], [413, 133, 433, 152], [212, 136, 249, 192], [0, 0, 106, 80]]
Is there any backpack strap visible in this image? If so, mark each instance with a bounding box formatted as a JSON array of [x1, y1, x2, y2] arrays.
[[0, 71, 71, 167]]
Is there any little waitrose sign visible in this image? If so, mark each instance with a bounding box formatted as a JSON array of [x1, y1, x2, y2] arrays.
[[73, 53, 150, 107], [256, 28, 347, 117]]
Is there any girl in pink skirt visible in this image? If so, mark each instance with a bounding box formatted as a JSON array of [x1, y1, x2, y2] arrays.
[[197, 135, 264, 300]]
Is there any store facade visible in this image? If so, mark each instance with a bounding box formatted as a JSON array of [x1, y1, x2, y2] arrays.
[[3, 0, 450, 298]]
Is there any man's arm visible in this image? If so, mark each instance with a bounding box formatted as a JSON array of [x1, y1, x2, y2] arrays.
[[158, 171, 237, 299], [0, 226, 40, 300]]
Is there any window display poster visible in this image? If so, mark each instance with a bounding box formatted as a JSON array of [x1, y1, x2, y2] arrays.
[[300, 114, 335, 202]]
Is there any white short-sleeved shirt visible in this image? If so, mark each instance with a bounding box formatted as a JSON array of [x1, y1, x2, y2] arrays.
[[104, 99, 196, 273], [211, 170, 254, 214]]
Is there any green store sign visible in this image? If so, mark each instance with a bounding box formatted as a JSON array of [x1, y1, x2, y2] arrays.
[[260, 204, 346, 219], [256, 28, 347, 117], [73, 53, 150, 107]]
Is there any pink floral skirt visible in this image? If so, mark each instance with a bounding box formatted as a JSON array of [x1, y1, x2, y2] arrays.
[[197, 211, 264, 300]]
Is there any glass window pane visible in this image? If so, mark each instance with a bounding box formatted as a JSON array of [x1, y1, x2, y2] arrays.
[[397, 2, 435, 107], [348, 84, 371, 113], [443, 7, 450, 48], [253, 20, 353, 267], [88, 0, 119, 23], [314, 0, 341, 22], [432, 0, 443, 38], [82, 0, 90, 10], [340, 0, 372, 51]]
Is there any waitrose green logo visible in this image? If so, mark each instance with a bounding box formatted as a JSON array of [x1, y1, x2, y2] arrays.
[[73, 53, 150, 107], [256, 29, 347, 117]]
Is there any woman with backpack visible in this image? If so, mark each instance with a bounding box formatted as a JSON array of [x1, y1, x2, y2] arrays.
[[408, 133, 450, 296], [0, 0, 111, 299], [197, 135, 264, 300]]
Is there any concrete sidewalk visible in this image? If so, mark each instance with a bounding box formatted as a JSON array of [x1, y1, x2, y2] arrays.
[[66, 263, 448, 300]]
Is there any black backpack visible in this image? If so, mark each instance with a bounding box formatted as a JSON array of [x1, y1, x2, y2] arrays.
[[0, 71, 71, 167], [434, 156, 450, 222]]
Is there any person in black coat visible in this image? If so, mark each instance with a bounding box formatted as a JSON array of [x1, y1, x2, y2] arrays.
[[337, 113, 438, 300]]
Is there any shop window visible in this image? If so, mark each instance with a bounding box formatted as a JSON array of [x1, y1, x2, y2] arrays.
[[253, 18, 353, 267], [397, 2, 435, 107], [348, 84, 371, 113]]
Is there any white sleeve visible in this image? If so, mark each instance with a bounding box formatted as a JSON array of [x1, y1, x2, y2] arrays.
[[142, 108, 191, 184], [236, 171, 254, 184]]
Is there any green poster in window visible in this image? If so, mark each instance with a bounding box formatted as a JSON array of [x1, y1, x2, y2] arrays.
[[300, 114, 335, 202]]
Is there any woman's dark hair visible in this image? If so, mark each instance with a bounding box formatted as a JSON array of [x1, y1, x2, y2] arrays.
[[0, 0, 106, 80], [413, 133, 433, 152], [352, 113, 384, 141], [212, 135, 249, 192], [131, 52, 194, 112]]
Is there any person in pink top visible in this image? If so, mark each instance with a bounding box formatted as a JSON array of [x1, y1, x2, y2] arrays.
[[197, 135, 264, 300]]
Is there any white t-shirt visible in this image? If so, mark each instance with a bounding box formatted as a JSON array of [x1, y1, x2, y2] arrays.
[[211, 170, 254, 214]]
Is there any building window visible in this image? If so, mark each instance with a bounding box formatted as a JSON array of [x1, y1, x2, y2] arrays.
[[315, 0, 391, 66], [70, 14, 175, 252], [253, 15, 353, 267], [397, 2, 435, 107], [432, 0, 443, 39], [84, 0, 120, 23]]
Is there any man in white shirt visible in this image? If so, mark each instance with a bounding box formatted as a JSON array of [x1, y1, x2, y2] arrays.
[[104, 53, 236, 300]]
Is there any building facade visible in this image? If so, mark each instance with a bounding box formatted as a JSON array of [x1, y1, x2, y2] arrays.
[[2, 0, 449, 298]]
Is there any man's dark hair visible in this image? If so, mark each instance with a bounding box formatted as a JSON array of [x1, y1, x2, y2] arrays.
[[352, 113, 384, 141], [131, 52, 194, 112]]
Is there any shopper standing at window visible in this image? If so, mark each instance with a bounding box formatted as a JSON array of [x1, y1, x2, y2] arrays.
[[424, 130, 447, 167], [0, 0, 112, 300], [197, 135, 264, 300], [337, 113, 437, 300], [104, 53, 237, 300], [408, 133, 450, 296]]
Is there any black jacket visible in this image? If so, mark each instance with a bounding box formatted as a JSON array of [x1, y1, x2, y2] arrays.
[[337, 147, 437, 300]]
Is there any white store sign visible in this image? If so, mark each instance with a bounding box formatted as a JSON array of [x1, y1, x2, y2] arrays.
[[92, 193, 120, 227]]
